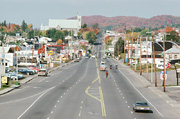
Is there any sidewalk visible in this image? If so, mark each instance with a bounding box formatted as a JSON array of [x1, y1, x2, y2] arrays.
[[114, 59, 180, 114], [0, 61, 74, 95]]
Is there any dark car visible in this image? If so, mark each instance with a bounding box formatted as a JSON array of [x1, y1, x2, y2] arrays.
[[133, 101, 151, 112], [18, 68, 34, 75]]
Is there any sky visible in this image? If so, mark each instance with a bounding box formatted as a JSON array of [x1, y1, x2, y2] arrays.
[[0, 0, 180, 28]]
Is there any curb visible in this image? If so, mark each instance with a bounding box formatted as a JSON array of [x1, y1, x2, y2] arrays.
[[0, 60, 75, 95]]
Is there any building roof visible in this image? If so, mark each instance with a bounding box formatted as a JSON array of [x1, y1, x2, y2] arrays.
[[49, 19, 79, 29], [165, 46, 180, 54]]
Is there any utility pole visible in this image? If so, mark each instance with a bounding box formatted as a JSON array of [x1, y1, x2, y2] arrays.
[[163, 35, 166, 92], [130, 31, 133, 68], [140, 37, 142, 75], [32, 41, 34, 63], [124, 34, 126, 63], [146, 37, 148, 80], [16, 46, 18, 81], [127, 37, 130, 66], [152, 34, 157, 87]]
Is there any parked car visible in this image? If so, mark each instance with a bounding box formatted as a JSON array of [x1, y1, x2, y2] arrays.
[[18, 68, 34, 75], [133, 101, 151, 112], [91, 55, 95, 59], [38, 69, 48, 76], [28, 65, 40, 73], [5, 72, 24, 80], [74, 58, 80, 62]]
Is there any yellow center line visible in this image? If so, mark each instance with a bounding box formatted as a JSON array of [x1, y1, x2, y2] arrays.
[[92, 77, 99, 84], [99, 86, 106, 116]]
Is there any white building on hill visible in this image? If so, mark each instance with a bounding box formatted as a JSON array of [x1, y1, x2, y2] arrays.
[[40, 15, 81, 35]]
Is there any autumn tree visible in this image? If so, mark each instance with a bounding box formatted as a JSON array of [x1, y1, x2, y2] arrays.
[[57, 39, 63, 45]]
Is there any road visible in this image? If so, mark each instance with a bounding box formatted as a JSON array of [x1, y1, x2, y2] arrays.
[[0, 45, 179, 119]]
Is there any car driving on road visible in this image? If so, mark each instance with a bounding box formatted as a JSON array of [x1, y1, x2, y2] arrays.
[[133, 101, 151, 112], [38, 69, 48, 76]]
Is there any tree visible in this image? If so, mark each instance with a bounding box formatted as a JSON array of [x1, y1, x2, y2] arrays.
[[140, 29, 151, 37], [82, 23, 88, 28], [22, 20, 27, 32], [86, 31, 97, 44], [92, 23, 99, 29], [57, 39, 63, 45], [46, 28, 57, 38], [53, 30, 64, 42], [80, 44, 87, 50], [114, 37, 124, 56], [28, 30, 34, 39], [63, 30, 69, 36], [166, 31, 180, 42]]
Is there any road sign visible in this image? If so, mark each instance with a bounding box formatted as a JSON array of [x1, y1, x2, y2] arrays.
[[160, 71, 167, 80], [47, 50, 55, 56], [2, 77, 7, 83], [156, 63, 171, 69]]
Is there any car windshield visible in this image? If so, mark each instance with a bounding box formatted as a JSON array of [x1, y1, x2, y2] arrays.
[[39, 70, 46, 72], [135, 102, 148, 106]]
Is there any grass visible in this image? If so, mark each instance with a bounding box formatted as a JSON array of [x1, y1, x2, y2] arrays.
[[0, 85, 10, 91]]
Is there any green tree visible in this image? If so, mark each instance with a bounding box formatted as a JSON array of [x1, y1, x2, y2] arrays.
[[140, 29, 151, 37], [82, 23, 88, 28], [114, 37, 124, 56], [92, 23, 99, 29], [63, 30, 69, 36], [22, 20, 27, 32], [53, 30, 64, 42], [86, 31, 97, 44], [46, 28, 57, 38], [28, 30, 34, 39], [166, 31, 180, 42]]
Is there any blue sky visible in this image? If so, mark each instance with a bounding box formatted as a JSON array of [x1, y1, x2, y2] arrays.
[[0, 0, 180, 28]]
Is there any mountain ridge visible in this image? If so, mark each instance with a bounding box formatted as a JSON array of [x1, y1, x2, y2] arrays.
[[78, 15, 180, 31]]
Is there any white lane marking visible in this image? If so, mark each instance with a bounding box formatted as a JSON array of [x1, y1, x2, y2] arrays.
[[17, 86, 55, 119], [119, 69, 164, 117], [128, 106, 130, 108], [0, 89, 49, 105], [51, 111, 53, 113], [55, 105, 57, 107], [57, 100, 60, 102], [125, 101, 127, 103]]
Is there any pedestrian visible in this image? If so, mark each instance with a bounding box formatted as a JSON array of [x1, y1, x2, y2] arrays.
[[106, 71, 108, 78]]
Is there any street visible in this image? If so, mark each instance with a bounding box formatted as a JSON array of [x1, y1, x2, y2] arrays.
[[0, 45, 179, 119]]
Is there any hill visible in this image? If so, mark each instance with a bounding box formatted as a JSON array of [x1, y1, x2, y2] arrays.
[[80, 15, 180, 31]]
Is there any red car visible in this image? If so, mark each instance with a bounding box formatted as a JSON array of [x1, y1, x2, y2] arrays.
[[28, 65, 40, 73]]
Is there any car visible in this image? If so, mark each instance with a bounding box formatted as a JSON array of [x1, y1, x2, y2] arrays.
[[18, 68, 34, 75], [91, 55, 95, 59], [85, 56, 89, 59], [74, 58, 80, 62], [133, 101, 151, 112], [5, 72, 24, 80], [28, 65, 40, 73], [38, 69, 48, 76]]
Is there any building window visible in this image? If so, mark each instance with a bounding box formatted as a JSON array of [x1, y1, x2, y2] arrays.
[[174, 55, 177, 59], [169, 55, 172, 60]]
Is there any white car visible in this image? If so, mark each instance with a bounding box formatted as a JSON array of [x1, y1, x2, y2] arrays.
[[91, 55, 95, 59]]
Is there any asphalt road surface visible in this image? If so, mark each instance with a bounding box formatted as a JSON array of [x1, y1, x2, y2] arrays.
[[0, 45, 179, 119]]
